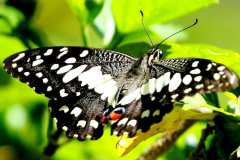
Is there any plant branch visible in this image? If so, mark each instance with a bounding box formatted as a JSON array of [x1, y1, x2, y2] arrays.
[[188, 124, 214, 160], [137, 120, 195, 160]]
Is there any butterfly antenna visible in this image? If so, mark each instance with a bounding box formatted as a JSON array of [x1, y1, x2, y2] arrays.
[[140, 10, 154, 47], [154, 19, 198, 50]]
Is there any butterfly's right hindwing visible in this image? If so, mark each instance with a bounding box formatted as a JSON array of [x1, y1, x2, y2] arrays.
[[110, 58, 239, 137]]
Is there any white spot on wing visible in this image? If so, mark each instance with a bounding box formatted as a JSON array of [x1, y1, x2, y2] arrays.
[[127, 119, 137, 127], [59, 105, 69, 113], [192, 61, 199, 67], [213, 73, 220, 80], [24, 72, 30, 76], [57, 48, 68, 59], [60, 89, 68, 97], [76, 92, 80, 96], [86, 135, 92, 139], [80, 50, 89, 57], [195, 84, 204, 89], [118, 88, 141, 105], [42, 78, 48, 83], [90, 120, 99, 129], [207, 84, 215, 90], [184, 88, 192, 94], [141, 83, 149, 95], [141, 110, 150, 118], [169, 73, 181, 92], [62, 65, 87, 83], [171, 94, 179, 99], [18, 67, 23, 72], [148, 78, 156, 94], [70, 107, 82, 117], [62, 126, 68, 131], [117, 118, 128, 126], [156, 75, 164, 92], [153, 110, 160, 117], [78, 66, 118, 104], [47, 86, 52, 91], [73, 134, 78, 138], [194, 75, 202, 82], [32, 59, 44, 67], [60, 47, 68, 52], [99, 80, 118, 103], [77, 120, 86, 128], [183, 74, 192, 85], [44, 49, 53, 56], [206, 64, 212, 71], [51, 64, 59, 70], [12, 53, 25, 62], [65, 57, 76, 64], [190, 68, 201, 74], [36, 72, 43, 78], [36, 55, 41, 60], [163, 72, 171, 86], [57, 65, 73, 74], [12, 63, 17, 68], [217, 66, 225, 71], [78, 66, 102, 87]]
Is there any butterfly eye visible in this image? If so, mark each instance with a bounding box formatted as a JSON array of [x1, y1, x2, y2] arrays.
[[148, 49, 163, 65], [153, 49, 163, 60]]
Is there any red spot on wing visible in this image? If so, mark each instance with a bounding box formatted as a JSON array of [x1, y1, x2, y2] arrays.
[[109, 112, 122, 121]]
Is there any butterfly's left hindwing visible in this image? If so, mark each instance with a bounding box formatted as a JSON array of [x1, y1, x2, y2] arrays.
[[3, 47, 136, 140]]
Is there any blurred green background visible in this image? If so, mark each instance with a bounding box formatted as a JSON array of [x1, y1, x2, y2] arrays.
[[0, 0, 240, 160]]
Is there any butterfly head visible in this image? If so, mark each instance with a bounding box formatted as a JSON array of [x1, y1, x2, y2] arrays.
[[147, 48, 163, 65]]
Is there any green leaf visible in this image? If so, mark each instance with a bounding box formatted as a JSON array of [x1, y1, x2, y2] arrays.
[[112, 0, 218, 33], [164, 43, 240, 76], [66, 0, 104, 26], [0, 35, 26, 61], [0, 6, 24, 33]]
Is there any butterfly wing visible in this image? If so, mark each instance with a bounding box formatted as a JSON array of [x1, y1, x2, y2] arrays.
[[4, 47, 136, 140], [111, 58, 239, 137]]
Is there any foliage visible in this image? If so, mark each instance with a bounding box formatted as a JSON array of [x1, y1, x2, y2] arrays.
[[0, 0, 239, 160]]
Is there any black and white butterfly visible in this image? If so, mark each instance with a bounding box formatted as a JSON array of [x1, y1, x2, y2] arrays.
[[3, 46, 239, 140]]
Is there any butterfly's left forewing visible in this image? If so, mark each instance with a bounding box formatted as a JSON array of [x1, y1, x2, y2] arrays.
[[4, 47, 136, 140]]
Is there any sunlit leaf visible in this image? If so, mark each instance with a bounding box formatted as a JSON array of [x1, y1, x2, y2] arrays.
[[112, 0, 218, 33], [66, 0, 104, 25]]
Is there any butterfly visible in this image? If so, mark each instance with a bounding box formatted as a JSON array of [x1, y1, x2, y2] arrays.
[[3, 46, 239, 140]]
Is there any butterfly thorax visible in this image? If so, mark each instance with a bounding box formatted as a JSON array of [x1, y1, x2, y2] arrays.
[[117, 49, 162, 95]]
